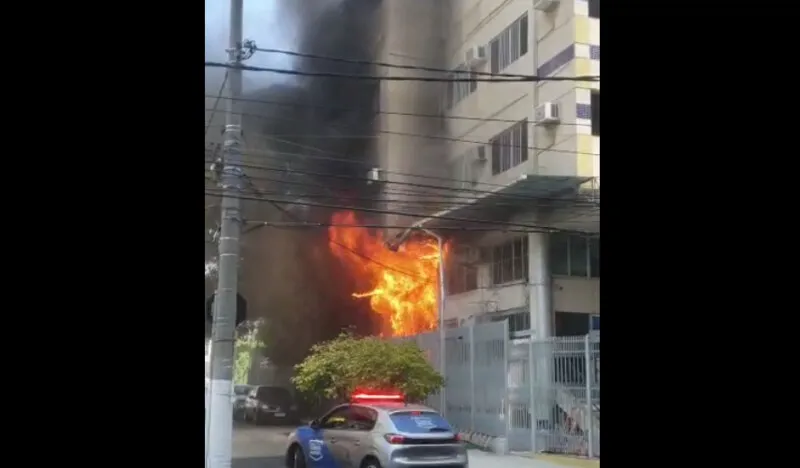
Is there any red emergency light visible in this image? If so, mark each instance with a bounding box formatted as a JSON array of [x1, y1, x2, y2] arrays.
[[350, 389, 405, 403]]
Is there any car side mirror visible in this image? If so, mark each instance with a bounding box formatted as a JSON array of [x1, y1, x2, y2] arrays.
[[309, 419, 320, 429]]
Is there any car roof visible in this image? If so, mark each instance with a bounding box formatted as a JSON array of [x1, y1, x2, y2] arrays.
[[356, 402, 438, 414]]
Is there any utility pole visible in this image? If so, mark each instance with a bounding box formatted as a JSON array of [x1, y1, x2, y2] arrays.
[[207, 0, 244, 467]]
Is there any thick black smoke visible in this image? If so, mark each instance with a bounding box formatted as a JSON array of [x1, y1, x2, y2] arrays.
[[237, 0, 384, 366]]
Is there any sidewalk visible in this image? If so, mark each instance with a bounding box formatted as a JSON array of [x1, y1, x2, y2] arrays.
[[468, 449, 599, 468]]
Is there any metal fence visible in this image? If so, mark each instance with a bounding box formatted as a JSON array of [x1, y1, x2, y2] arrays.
[[394, 323, 600, 458]]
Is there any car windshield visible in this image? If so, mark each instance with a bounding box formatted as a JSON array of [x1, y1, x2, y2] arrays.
[[256, 386, 292, 405], [389, 411, 452, 434]]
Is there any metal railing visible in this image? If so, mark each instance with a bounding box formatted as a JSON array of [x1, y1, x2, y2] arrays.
[[393, 322, 600, 458]]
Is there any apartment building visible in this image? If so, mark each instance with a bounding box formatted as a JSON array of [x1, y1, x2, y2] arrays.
[[374, 0, 600, 338]]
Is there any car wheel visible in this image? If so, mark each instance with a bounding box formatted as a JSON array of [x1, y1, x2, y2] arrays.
[[291, 445, 307, 468], [361, 457, 382, 468]]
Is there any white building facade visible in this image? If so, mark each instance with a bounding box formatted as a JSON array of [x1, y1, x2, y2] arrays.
[[374, 0, 600, 338]]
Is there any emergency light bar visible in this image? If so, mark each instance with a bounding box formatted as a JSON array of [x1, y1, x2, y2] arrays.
[[350, 389, 405, 403]]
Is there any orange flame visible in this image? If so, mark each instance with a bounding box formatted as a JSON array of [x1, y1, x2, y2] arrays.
[[328, 211, 444, 337]]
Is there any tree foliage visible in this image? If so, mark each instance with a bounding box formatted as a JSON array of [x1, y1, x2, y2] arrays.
[[234, 320, 266, 385], [292, 333, 444, 402]]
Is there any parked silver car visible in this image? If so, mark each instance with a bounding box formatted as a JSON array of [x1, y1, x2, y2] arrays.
[[233, 385, 253, 420]]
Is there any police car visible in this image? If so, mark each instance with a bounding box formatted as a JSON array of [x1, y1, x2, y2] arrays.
[[285, 390, 468, 468]]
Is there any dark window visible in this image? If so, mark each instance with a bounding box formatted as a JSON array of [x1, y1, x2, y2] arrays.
[[549, 234, 570, 275], [589, 237, 600, 278], [489, 13, 528, 73], [319, 406, 352, 429], [491, 237, 528, 285], [569, 236, 589, 277], [490, 120, 528, 175], [555, 311, 590, 337], [589, 0, 599, 19], [448, 264, 478, 294], [349, 405, 378, 431], [590, 91, 600, 136], [498, 310, 530, 333]]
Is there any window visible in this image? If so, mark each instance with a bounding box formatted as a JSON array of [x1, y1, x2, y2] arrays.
[[550, 234, 600, 278], [491, 120, 528, 175], [349, 405, 378, 431], [490, 13, 529, 73], [319, 406, 351, 429], [491, 237, 528, 285], [550, 234, 570, 276], [590, 91, 600, 136], [589, 0, 600, 19], [448, 264, 478, 294], [569, 236, 589, 277], [445, 64, 477, 109], [589, 237, 600, 278]]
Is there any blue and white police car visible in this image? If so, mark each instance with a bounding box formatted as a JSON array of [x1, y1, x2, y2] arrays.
[[284, 391, 468, 468]]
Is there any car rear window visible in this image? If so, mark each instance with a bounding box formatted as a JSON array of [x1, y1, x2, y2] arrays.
[[389, 411, 452, 434]]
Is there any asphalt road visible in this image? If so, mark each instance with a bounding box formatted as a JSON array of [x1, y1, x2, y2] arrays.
[[232, 422, 293, 468]]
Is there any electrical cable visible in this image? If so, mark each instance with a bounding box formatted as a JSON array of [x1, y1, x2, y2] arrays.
[[204, 158, 599, 205], [243, 220, 564, 234], [205, 71, 228, 136], [250, 46, 600, 82], [204, 62, 599, 83], [239, 175, 425, 280], [205, 173, 597, 209], [204, 94, 591, 127], [212, 139, 598, 195], [204, 108, 598, 157], [203, 188, 592, 234]]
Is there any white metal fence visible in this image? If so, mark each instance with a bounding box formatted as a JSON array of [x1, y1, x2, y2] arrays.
[[393, 322, 600, 458]]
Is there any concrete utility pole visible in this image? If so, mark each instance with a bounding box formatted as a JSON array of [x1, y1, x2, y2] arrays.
[[207, 0, 244, 467]]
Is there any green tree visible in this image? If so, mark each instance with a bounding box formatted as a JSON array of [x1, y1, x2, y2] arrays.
[[292, 333, 444, 402], [234, 320, 266, 385]]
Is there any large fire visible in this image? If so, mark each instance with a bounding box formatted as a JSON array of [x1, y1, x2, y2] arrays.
[[327, 211, 444, 337]]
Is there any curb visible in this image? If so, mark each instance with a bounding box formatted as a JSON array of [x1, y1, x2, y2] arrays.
[[453, 427, 508, 455], [514, 452, 600, 468]]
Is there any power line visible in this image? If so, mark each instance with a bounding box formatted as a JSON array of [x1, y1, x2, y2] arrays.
[[204, 71, 228, 136], [205, 158, 599, 204], [204, 107, 599, 157], [204, 94, 591, 127], [205, 174, 597, 209], [250, 46, 600, 82], [244, 220, 562, 234], [203, 188, 592, 234], [204, 62, 599, 83], [239, 175, 424, 281], [216, 134, 597, 191]]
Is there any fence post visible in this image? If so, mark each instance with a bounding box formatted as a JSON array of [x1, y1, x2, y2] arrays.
[[584, 334, 594, 458], [469, 324, 475, 431]]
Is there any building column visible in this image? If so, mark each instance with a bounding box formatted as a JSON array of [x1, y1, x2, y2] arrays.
[[528, 232, 552, 339]]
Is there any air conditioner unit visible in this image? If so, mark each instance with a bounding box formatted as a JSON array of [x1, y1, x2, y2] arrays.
[[473, 145, 487, 163], [533, 0, 560, 12], [366, 167, 387, 184], [534, 102, 561, 126], [465, 45, 487, 67]]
